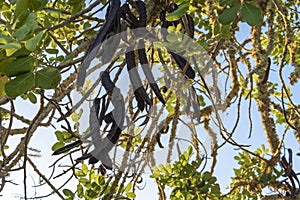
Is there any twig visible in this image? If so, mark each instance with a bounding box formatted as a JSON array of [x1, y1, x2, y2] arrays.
[[37, 0, 103, 32], [27, 157, 64, 199]]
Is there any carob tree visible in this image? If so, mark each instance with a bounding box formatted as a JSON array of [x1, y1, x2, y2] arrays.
[[0, 0, 299, 199]]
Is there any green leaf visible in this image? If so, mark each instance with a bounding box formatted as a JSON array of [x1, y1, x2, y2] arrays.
[[166, 163, 172, 173], [199, 187, 209, 194], [197, 95, 206, 106], [51, 141, 64, 151], [187, 145, 193, 156], [82, 163, 88, 175], [72, 4, 83, 15], [211, 184, 221, 194], [13, 25, 31, 41], [220, 24, 231, 40], [241, 3, 263, 26], [28, 21, 38, 32], [68, 0, 84, 14], [55, 131, 64, 142], [5, 72, 34, 98], [79, 177, 89, 185], [166, 3, 189, 21], [28, 0, 42, 11], [0, 58, 13, 73], [13, 0, 30, 22], [45, 48, 59, 54], [62, 131, 71, 140], [89, 169, 95, 181], [71, 109, 83, 122], [183, 151, 189, 161], [11, 47, 31, 58], [0, 33, 12, 44], [0, 43, 22, 56], [125, 182, 132, 193], [35, 68, 61, 89], [150, 167, 160, 178], [75, 170, 85, 177], [234, 155, 240, 160], [4, 56, 35, 77], [202, 171, 212, 182], [86, 189, 97, 198], [77, 184, 84, 198], [159, 164, 168, 174], [126, 192, 136, 198], [56, 55, 64, 62], [208, 176, 217, 184], [261, 144, 266, 152], [27, 92, 37, 103], [219, 0, 237, 6], [63, 189, 74, 198], [21, 12, 37, 27], [25, 31, 43, 51], [0, 74, 8, 98], [198, 180, 205, 188], [218, 4, 240, 25], [83, 22, 91, 29], [14, 14, 38, 41]]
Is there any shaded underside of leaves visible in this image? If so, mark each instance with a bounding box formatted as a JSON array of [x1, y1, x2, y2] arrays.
[[35, 67, 61, 89], [241, 3, 263, 26], [4, 56, 35, 77], [166, 3, 189, 21], [218, 4, 240, 25], [5, 72, 34, 98]]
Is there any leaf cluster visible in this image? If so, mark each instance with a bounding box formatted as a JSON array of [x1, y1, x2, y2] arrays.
[[151, 146, 221, 199], [227, 145, 283, 199]]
